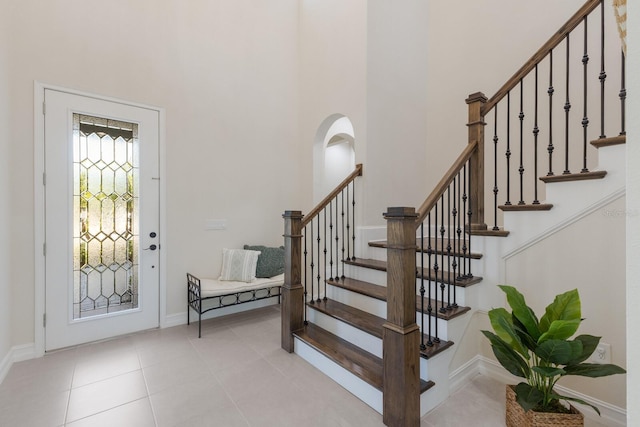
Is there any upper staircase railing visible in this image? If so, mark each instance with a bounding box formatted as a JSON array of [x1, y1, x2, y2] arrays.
[[478, 0, 625, 231], [281, 164, 363, 352]]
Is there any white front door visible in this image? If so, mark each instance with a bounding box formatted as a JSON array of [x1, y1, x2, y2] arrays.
[[44, 89, 160, 351]]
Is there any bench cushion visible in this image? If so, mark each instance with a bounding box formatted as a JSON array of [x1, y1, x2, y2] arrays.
[[200, 274, 284, 298]]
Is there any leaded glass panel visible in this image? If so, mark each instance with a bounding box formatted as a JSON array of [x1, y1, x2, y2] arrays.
[[73, 113, 139, 319]]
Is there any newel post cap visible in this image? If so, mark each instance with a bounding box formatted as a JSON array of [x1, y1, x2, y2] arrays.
[[383, 207, 417, 219]]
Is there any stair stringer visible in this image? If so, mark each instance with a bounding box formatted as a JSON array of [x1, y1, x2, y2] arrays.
[[500, 144, 626, 256]]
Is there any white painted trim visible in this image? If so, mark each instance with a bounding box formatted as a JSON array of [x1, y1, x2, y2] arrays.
[[503, 187, 626, 260], [449, 354, 483, 394], [475, 356, 627, 427], [33, 82, 167, 352], [0, 343, 37, 385]]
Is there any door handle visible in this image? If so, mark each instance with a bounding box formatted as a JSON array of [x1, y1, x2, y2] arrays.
[[143, 244, 158, 251]]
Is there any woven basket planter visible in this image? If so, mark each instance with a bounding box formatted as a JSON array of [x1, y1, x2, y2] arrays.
[[506, 385, 584, 427]]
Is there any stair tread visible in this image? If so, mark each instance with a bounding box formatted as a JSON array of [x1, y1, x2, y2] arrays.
[[343, 258, 482, 287], [294, 323, 434, 393], [590, 135, 625, 148], [326, 278, 472, 321], [369, 238, 482, 259], [539, 170, 607, 183], [499, 203, 553, 211]]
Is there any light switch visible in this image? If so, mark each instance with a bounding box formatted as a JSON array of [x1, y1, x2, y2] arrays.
[[205, 219, 227, 230]]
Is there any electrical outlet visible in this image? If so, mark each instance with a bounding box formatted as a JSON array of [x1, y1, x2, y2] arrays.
[[589, 342, 611, 364]]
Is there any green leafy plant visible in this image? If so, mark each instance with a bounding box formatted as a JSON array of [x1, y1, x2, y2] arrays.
[[482, 285, 626, 415]]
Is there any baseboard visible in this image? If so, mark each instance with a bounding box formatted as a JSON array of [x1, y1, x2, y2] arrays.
[[476, 356, 627, 426], [0, 343, 37, 385], [162, 299, 280, 329]]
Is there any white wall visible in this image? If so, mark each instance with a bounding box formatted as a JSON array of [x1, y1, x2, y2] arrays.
[[504, 196, 627, 408], [425, 0, 587, 190], [299, 0, 368, 216], [626, 0, 639, 424], [0, 4, 12, 371], [6, 0, 302, 345], [364, 0, 429, 223]]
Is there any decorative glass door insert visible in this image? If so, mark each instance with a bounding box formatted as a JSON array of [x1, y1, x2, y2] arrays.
[[73, 114, 139, 319]]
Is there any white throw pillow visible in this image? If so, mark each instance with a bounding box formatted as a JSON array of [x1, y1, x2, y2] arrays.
[[219, 248, 261, 283]]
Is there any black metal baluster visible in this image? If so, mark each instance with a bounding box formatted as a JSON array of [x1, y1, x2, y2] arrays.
[[323, 208, 327, 301], [461, 165, 468, 277], [505, 92, 512, 205], [493, 106, 500, 230], [303, 225, 308, 323], [599, 0, 607, 139], [351, 181, 356, 260], [451, 176, 458, 308], [620, 51, 626, 136], [456, 172, 464, 279], [581, 17, 590, 173], [335, 196, 341, 280], [341, 190, 345, 278], [548, 49, 555, 176], [427, 212, 433, 346], [466, 159, 473, 278], [518, 79, 525, 205], [346, 185, 351, 261], [446, 187, 452, 310], [439, 194, 446, 314], [564, 34, 572, 175], [329, 201, 334, 281], [433, 204, 440, 343], [309, 221, 314, 304], [533, 65, 540, 204], [317, 213, 321, 302], [420, 223, 426, 351]]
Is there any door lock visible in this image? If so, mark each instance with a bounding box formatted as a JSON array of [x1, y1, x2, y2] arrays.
[[143, 244, 158, 251]]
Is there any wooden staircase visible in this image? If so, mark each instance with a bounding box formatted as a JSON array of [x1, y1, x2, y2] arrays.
[[289, 233, 484, 416], [281, 1, 626, 424]]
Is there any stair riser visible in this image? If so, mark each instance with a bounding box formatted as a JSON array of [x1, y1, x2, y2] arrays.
[[326, 285, 451, 341], [307, 309, 383, 358]]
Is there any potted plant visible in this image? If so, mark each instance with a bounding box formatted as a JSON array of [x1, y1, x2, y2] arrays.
[[482, 285, 626, 426]]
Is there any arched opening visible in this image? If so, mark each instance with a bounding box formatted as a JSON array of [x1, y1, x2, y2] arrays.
[[313, 114, 356, 203]]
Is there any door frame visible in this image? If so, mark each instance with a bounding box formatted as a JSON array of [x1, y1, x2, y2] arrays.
[[34, 82, 167, 355]]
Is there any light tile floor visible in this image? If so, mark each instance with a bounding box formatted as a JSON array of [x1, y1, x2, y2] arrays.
[[0, 306, 610, 426]]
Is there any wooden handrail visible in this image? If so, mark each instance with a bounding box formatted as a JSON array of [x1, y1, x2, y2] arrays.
[[481, 0, 601, 116], [302, 163, 363, 227], [415, 141, 478, 226]]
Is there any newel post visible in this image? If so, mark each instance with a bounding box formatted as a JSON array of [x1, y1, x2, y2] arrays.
[[466, 92, 488, 231], [382, 207, 420, 426], [281, 210, 304, 353]]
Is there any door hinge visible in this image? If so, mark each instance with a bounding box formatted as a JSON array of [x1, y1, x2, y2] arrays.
[[43, 243, 46, 256], [42, 172, 46, 186], [42, 102, 46, 115], [43, 313, 46, 327]]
